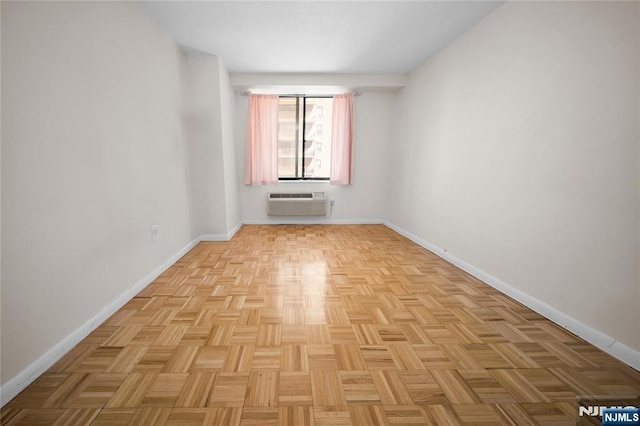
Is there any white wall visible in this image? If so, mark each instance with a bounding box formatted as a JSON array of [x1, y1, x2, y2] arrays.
[[235, 91, 396, 223], [219, 60, 240, 232], [0, 2, 3, 366], [184, 55, 228, 237], [1, 0, 193, 386], [388, 1, 640, 353], [184, 55, 239, 237], [637, 4, 640, 346]]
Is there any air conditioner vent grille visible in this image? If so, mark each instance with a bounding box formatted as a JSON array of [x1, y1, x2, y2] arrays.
[[267, 192, 327, 216], [269, 193, 313, 199]]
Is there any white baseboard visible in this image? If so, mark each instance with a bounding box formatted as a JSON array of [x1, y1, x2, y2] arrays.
[[226, 222, 242, 240], [383, 221, 640, 371], [199, 222, 243, 242], [0, 236, 202, 407], [242, 218, 383, 225]]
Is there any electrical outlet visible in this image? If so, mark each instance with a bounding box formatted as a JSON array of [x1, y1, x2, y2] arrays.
[[330, 198, 337, 206], [151, 225, 159, 244]]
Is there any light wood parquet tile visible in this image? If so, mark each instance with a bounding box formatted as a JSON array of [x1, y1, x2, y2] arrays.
[[53, 408, 102, 425], [361, 345, 397, 370], [451, 403, 503, 425], [3, 225, 640, 425], [311, 370, 348, 406], [141, 373, 188, 407], [41, 374, 89, 408], [313, 406, 353, 426], [281, 344, 309, 372], [130, 407, 172, 426], [174, 372, 216, 408], [370, 370, 414, 406], [2, 409, 65, 426], [207, 373, 249, 408], [63, 374, 127, 408], [105, 346, 148, 373], [348, 405, 388, 425], [399, 371, 448, 405], [163, 408, 211, 426], [239, 407, 278, 425], [90, 408, 137, 425], [278, 372, 313, 406], [493, 403, 539, 425], [339, 371, 381, 405], [458, 369, 517, 405], [431, 369, 481, 404], [244, 372, 278, 407], [278, 406, 314, 426], [421, 404, 462, 425], [223, 345, 255, 373], [250, 346, 282, 371], [490, 370, 550, 403], [103, 373, 157, 408], [133, 347, 173, 373]]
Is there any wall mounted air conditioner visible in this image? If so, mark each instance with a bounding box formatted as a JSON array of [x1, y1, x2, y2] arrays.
[[267, 192, 327, 216]]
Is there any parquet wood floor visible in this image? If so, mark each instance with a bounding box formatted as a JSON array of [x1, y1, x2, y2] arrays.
[[2, 225, 639, 425]]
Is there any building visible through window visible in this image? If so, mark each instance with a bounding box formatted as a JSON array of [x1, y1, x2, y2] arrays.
[[278, 97, 333, 180]]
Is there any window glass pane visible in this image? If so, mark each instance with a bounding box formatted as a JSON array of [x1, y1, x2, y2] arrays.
[[303, 98, 332, 179], [277, 98, 301, 178]]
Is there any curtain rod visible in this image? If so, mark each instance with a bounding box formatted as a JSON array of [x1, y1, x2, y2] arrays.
[[240, 91, 361, 97]]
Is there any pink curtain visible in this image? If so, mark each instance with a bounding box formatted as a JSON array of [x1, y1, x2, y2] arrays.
[[245, 94, 279, 185], [330, 93, 354, 185]]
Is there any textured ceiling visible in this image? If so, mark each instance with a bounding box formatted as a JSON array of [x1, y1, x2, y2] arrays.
[[142, 1, 504, 74]]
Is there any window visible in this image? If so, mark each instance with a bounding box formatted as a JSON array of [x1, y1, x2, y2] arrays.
[[278, 96, 333, 180], [245, 93, 352, 186]]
